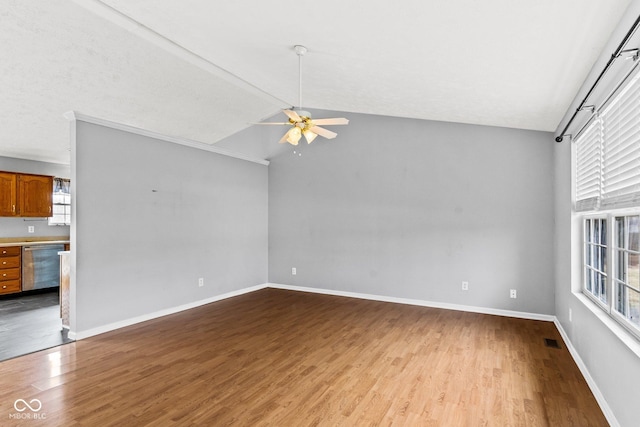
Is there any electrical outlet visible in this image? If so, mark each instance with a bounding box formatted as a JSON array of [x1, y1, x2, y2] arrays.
[[27, 226, 35, 233], [292, 267, 297, 275], [510, 289, 517, 299], [198, 278, 204, 287], [462, 281, 469, 291]]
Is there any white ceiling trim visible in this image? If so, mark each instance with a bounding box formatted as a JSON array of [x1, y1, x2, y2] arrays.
[[64, 111, 270, 166], [71, 0, 289, 109]]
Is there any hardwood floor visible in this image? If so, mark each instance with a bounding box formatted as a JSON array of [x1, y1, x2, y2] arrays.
[[0, 289, 607, 426], [0, 289, 73, 362]]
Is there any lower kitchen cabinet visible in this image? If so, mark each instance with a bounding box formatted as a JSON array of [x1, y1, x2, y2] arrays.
[[0, 246, 21, 295]]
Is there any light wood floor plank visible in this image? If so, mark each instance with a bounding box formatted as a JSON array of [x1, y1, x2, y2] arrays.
[[0, 289, 607, 426]]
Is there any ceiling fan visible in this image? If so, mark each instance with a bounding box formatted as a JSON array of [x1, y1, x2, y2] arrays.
[[257, 45, 349, 146]]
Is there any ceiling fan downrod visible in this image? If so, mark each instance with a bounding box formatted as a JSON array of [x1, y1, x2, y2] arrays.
[[294, 45, 307, 110]]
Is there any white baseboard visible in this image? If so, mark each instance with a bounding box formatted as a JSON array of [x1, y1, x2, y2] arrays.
[[72, 283, 269, 340], [71, 282, 553, 340], [267, 283, 556, 322], [554, 319, 619, 427]]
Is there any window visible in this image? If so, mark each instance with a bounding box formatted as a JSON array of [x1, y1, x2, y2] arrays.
[[48, 178, 70, 226], [584, 218, 607, 305], [575, 67, 640, 338], [613, 215, 640, 328], [575, 69, 640, 212], [581, 215, 640, 338]]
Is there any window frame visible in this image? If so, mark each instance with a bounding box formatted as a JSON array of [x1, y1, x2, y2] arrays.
[[582, 214, 610, 312], [581, 210, 640, 341], [611, 213, 640, 337]]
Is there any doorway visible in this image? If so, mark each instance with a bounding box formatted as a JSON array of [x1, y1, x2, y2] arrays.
[[0, 288, 73, 361]]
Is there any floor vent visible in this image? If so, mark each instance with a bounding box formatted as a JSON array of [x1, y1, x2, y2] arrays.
[[544, 338, 561, 349]]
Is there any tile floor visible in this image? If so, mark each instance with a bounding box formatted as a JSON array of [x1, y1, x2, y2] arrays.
[[0, 289, 73, 361]]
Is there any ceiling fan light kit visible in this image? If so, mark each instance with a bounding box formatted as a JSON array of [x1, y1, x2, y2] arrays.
[[283, 126, 302, 145], [257, 45, 349, 146]]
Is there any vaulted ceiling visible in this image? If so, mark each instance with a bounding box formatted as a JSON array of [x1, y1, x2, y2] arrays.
[[0, 0, 632, 164]]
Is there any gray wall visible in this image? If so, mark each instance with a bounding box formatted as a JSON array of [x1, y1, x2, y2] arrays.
[[554, 95, 640, 427], [265, 112, 555, 314], [72, 121, 268, 333], [0, 155, 70, 238]]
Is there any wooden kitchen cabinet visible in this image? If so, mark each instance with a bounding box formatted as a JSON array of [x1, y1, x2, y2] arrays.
[[0, 171, 53, 217], [18, 174, 53, 217], [0, 246, 21, 295], [0, 172, 18, 216]]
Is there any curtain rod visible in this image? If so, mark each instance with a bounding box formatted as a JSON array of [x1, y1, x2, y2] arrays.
[[555, 13, 640, 143]]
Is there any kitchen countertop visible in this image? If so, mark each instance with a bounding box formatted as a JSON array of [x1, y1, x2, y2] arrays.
[[0, 236, 70, 247]]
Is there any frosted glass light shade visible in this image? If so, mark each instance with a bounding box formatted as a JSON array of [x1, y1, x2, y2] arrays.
[[303, 129, 318, 144], [286, 127, 302, 145]]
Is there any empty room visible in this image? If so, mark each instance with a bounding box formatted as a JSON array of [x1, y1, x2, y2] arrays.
[[1, 1, 640, 426]]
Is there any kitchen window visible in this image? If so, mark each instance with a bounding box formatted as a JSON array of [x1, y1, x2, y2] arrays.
[[48, 178, 70, 226]]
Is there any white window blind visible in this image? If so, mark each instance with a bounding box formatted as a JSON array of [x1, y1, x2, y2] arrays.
[[575, 119, 602, 211], [575, 70, 640, 211], [601, 72, 640, 208]]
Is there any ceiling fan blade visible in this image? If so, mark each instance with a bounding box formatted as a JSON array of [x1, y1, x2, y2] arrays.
[[283, 109, 302, 122], [253, 122, 290, 125], [310, 118, 349, 126], [278, 131, 290, 144], [309, 126, 337, 139]]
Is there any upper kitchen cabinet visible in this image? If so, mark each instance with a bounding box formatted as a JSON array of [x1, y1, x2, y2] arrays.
[[0, 171, 53, 217], [0, 172, 18, 216], [19, 174, 53, 217]]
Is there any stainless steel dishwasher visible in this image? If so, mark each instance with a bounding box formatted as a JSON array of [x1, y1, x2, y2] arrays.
[[21, 244, 65, 291]]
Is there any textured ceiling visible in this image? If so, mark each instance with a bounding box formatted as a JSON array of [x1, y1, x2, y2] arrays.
[[0, 0, 285, 164], [0, 0, 632, 164]]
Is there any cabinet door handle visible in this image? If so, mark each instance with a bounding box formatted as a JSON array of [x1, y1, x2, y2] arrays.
[[2, 273, 6, 277], [12, 205, 15, 213], [2, 261, 6, 265], [2, 286, 6, 289]]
